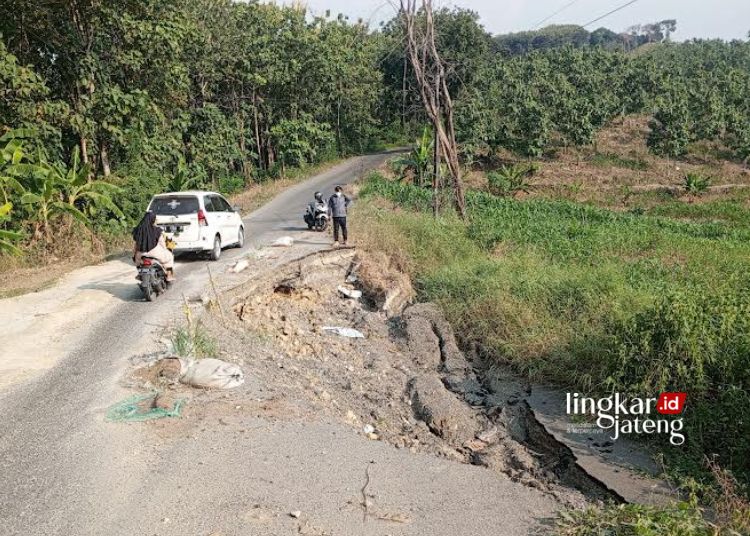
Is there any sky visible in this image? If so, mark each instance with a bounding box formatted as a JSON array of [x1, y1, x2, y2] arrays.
[[286, 0, 750, 41]]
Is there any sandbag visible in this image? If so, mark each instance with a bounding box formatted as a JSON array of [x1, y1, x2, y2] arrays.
[[179, 358, 245, 389], [272, 236, 294, 247]]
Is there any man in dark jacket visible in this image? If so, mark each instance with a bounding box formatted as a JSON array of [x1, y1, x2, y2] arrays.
[[328, 185, 351, 246]]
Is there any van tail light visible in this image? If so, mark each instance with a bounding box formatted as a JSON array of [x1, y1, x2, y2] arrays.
[[198, 209, 208, 227], [141, 258, 152, 267]]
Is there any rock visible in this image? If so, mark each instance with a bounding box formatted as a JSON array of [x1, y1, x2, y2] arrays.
[[322, 326, 365, 339], [403, 315, 442, 369], [363, 424, 375, 434], [403, 303, 470, 376], [231, 259, 250, 273], [290, 511, 302, 519], [367, 433, 379, 440], [338, 286, 363, 299], [477, 426, 500, 444]]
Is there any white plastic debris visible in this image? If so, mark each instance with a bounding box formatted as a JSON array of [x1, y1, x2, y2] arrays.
[[178, 358, 245, 389], [345, 274, 358, 284], [322, 326, 365, 339], [272, 236, 295, 247], [363, 424, 375, 434], [230, 259, 249, 273], [337, 286, 363, 299]]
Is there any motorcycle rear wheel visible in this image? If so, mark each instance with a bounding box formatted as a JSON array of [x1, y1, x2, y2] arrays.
[[143, 284, 155, 302], [315, 219, 328, 232]]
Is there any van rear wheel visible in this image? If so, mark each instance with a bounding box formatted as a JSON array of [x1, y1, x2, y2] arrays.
[[235, 227, 245, 249], [209, 236, 221, 261]]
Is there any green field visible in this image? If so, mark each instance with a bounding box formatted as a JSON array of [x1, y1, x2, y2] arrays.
[[358, 174, 750, 489]]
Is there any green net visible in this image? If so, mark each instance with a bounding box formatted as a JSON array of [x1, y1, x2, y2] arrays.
[[106, 392, 185, 422]]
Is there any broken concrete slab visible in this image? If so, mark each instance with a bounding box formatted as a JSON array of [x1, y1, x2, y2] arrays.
[[408, 374, 481, 445], [403, 303, 471, 376], [524, 384, 676, 506]]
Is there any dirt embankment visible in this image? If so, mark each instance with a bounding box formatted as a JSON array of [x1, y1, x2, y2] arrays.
[[129, 247, 664, 511]]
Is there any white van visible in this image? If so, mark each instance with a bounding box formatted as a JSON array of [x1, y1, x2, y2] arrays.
[[147, 191, 245, 260]]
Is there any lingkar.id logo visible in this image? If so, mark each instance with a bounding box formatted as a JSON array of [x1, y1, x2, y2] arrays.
[[567, 392, 687, 445]]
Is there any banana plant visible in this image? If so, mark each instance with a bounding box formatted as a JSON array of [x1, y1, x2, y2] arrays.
[[48, 146, 124, 220], [20, 169, 86, 240], [19, 147, 92, 239], [0, 138, 26, 204], [395, 126, 433, 187], [166, 161, 200, 192], [0, 202, 22, 255]]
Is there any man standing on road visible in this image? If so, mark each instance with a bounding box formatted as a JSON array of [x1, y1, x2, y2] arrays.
[[328, 185, 351, 246]]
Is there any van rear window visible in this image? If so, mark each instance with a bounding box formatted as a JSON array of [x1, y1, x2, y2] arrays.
[[150, 196, 199, 216]]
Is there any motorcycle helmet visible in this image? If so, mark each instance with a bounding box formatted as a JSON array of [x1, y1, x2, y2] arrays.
[[314, 191, 323, 202]]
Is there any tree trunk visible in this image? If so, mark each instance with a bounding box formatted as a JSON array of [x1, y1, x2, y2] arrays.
[[253, 91, 264, 171], [400, 0, 466, 219], [336, 95, 342, 156], [79, 135, 89, 165], [432, 67, 441, 217], [401, 55, 408, 129], [100, 141, 111, 177]]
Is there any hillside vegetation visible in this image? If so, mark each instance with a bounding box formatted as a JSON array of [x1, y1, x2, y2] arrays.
[[0, 1, 387, 260], [2, 4, 749, 263]]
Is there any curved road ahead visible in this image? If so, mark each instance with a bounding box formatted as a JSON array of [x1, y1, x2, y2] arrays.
[[0, 150, 556, 536], [0, 153, 397, 534]]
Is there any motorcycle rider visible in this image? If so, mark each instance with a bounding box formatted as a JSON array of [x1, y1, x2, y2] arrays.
[[328, 185, 350, 246], [312, 191, 325, 210], [305, 191, 328, 229], [132, 211, 175, 281]]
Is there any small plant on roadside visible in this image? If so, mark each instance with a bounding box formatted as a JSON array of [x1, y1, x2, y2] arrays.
[[171, 323, 217, 358], [487, 163, 536, 196], [683, 172, 712, 195]]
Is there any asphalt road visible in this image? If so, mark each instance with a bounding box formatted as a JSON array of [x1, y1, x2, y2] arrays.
[[0, 151, 557, 535], [0, 154, 393, 531]]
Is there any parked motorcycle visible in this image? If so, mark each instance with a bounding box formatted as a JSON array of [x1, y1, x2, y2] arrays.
[[136, 235, 176, 302], [304, 191, 329, 231]]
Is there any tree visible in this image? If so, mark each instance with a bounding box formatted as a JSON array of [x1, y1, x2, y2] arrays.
[[400, 0, 467, 218]]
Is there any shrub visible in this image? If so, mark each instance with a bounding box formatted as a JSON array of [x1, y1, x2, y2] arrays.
[[171, 323, 217, 358], [683, 173, 712, 195], [486, 163, 536, 196]]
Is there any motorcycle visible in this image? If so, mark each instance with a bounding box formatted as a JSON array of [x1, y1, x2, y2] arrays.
[[304, 200, 329, 231], [136, 235, 176, 302]]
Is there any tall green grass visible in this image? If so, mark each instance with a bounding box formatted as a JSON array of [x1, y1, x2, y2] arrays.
[[359, 174, 750, 485]]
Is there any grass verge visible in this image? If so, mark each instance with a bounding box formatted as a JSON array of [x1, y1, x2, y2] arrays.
[[354, 173, 750, 496]]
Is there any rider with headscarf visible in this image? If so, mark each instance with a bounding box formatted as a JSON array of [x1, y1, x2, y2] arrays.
[[132, 211, 175, 280]]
